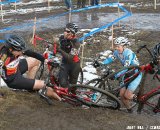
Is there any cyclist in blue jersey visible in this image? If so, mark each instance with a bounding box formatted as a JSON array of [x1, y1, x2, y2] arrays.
[[102, 37, 142, 113]]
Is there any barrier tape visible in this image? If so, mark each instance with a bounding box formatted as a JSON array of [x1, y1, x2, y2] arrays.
[[0, 3, 131, 43]]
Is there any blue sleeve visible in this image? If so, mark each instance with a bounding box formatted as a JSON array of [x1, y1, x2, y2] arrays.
[[102, 57, 113, 65], [102, 51, 117, 65]]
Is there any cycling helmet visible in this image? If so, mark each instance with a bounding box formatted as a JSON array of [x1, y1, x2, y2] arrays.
[[153, 43, 160, 58], [114, 37, 129, 46], [66, 23, 78, 34], [5, 34, 26, 51]]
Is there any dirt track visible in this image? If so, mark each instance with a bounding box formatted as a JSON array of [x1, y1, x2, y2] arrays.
[[0, 0, 160, 130]]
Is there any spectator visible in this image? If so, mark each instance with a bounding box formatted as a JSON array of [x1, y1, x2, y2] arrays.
[[91, 0, 99, 6], [64, 0, 72, 10], [77, 0, 86, 8]]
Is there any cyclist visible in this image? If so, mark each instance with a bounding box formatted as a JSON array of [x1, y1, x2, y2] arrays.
[[56, 23, 81, 88], [0, 34, 61, 103], [102, 37, 142, 113]]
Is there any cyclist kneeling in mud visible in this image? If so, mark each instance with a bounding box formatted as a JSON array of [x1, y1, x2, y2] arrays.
[[0, 34, 61, 103], [55, 23, 81, 88], [101, 37, 142, 113]]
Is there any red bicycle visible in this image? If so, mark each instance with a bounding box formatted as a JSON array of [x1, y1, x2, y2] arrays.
[[98, 44, 160, 114], [34, 35, 121, 109]]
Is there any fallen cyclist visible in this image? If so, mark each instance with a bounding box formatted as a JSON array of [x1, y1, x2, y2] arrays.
[[0, 34, 61, 104]]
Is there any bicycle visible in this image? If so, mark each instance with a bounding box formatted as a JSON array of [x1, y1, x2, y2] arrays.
[[34, 35, 121, 109], [41, 50, 121, 109], [98, 44, 160, 114], [34, 35, 83, 84], [85, 54, 114, 88]]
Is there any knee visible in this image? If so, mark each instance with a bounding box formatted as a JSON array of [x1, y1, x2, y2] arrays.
[[32, 58, 41, 66], [124, 92, 133, 100], [27, 57, 41, 69]]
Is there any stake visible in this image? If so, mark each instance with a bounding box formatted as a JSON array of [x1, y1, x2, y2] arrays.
[[0, 0, 3, 22], [111, 23, 114, 49], [80, 33, 86, 68], [89, 0, 90, 6], [31, 17, 37, 47], [117, 0, 120, 27], [14, 0, 17, 11], [154, 0, 157, 10], [130, 6, 134, 32], [99, 0, 101, 5], [69, 8, 71, 23], [80, 44, 85, 68], [48, 0, 50, 13]]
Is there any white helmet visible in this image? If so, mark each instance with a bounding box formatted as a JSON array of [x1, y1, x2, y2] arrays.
[[114, 37, 129, 46]]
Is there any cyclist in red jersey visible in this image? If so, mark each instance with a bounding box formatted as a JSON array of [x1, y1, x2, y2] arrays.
[[56, 23, 81, 88]]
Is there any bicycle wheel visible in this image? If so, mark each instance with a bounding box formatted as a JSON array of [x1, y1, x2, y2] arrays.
[[85, 78, 102, 88], [98, 74, 138, 109], [35, 63, 45, 80], [77, 67, 83, 84], [138, 91, 160, 114], [98, 76, 120, 95], [69, 84, 121, 110]]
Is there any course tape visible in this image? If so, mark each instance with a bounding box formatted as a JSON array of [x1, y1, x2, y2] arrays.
[[0, 0, 20, 5], [78, 4, 131, 42], [0, 3, 131, 43]]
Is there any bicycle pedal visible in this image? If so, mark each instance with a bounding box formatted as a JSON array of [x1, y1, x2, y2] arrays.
[[39, 95, 54, 105]]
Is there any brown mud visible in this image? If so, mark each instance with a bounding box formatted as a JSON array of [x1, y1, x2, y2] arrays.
[[0, 0, 160, 130]]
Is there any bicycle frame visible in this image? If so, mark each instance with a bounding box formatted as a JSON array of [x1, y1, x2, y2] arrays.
[[52, 85, 81, 105], [139, 86, 160, 101]]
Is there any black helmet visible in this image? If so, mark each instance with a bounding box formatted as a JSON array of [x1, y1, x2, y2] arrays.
[[5, 34, 26, 51], [153, 43, 160, 58], [66, 23, 78, 34]]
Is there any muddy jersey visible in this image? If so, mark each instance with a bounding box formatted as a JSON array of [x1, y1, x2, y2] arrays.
[[59, 35, 80, 64]]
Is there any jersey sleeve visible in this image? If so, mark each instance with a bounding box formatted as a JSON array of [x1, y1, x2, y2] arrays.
[[24, 49, 45, 62], [102, 51, 116, 65]]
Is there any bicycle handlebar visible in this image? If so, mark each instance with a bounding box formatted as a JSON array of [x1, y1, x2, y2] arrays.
[[136, 45, 147, 53], [137, 44, 157, 64]]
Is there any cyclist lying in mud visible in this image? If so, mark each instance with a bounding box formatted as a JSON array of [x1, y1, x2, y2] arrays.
[[97, 37, 143, 113], [0, 34, 61, 103]]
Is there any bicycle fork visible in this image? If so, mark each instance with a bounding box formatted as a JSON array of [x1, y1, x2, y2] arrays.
[[153, 97, 160, 113]]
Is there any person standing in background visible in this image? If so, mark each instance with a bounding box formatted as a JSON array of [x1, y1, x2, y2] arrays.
[[77, 0, 86, 8], [64, 0, 72, 10], [91, 0, 99, 6]]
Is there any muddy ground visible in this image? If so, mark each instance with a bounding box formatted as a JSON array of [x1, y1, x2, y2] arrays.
[[0, 0, 160, 130]]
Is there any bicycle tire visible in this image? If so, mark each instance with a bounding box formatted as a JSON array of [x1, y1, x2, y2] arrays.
[[69, 84, 121, 110], [85, 78, 103, 88], [77, 67, 83, 84], [137, 90, 160, 114], [35, 62, 45, 80], [98, 66, 142, 110]]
